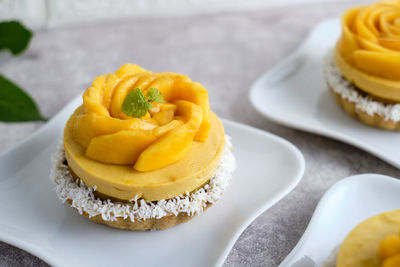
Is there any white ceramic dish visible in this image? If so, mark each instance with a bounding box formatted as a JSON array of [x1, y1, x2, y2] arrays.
[[249, 19, 400, 169], [0, 95, 305, 267], [280, 173, 400, 267]]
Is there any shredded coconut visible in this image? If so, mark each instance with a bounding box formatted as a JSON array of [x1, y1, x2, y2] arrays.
[[323, 50, 400, 122], [50, 136, 236, 222]]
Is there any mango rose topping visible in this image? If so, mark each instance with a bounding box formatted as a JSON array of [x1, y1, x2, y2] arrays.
[[378, 231, 400, 267], [72, 64, 211, 172], [338, 0, 400, 80]]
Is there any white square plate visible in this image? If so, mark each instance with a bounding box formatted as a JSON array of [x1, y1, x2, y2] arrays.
[[280, 173, 400, 266], [0, 95, 305, 267], [249, 19, 400, 169]]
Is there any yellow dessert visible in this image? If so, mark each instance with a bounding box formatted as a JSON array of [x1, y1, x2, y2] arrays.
[[51, 63, 236, 230], [324, 0, 400, 130], [336, 0, 400, 101], [336, 209, 400, 267], [378, 233, 400, 266]]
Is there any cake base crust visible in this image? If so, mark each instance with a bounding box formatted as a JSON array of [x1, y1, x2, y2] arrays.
[[329, 86, 400, 131], [66, 199, 211, 231], [323, 50, 400, 131]]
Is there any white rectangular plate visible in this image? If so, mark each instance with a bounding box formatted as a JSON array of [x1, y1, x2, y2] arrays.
[[280, 173, 400, 266], [0, 95, 304, 267], [249, 19, 400, 169]]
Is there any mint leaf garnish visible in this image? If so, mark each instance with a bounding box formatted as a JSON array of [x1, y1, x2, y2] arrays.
[[146, 88, 166, 103], [122, 88, 152, 118], [0, 74, 46, 122], [0, 21, 33, 55], [122, 88, 165, 118]]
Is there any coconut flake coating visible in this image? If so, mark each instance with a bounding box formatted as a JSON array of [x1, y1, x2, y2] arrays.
[[323, 50, 400, 122], [50, 136, 236, 222]]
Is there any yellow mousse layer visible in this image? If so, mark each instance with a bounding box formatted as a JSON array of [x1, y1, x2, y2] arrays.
[[337, 209, 400, 267], [73, 64, 212, 172], [64, 106, 225, 202], [335, 47, 400, 102], [335, 0, 400, 101]]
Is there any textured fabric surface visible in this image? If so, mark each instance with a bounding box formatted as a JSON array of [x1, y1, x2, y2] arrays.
[[1, 1, 399, 266]]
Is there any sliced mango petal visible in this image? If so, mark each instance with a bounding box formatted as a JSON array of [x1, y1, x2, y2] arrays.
[[115, 64, 148, 78], [102, 74, 119, 110], [153, 119, 183, 137], [152, 110, 175, 125], [173, 100, 203, 130], [144, 76, 175, 98], [82, 86, 110, 116], [173, 81, 210, 141], [134, 101, 202, 171], [72, 113, 155, 147], [134, 125, 195, 172], [378, 235, 400, 260], [86, 130, 156, 165], [383, 254, 400, 267]]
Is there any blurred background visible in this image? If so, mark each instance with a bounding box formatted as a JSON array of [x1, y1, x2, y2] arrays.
[[1, 0, 369, 27]]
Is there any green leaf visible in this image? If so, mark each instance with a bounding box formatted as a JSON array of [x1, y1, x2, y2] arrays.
[[121, 88, 152, 118], [0, 74, 46, 122], [0, 21, 33, 55], [146, 88, 166, 103]]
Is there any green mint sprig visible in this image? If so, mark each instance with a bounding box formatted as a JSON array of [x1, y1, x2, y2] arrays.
[[121, 88, 165, 118]]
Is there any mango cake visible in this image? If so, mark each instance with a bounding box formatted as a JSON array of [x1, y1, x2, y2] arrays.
[[50, 64, 236, 231], [323, 0, 400, 130]]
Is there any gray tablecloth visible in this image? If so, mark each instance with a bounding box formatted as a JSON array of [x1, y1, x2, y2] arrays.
[[1, 1, 399, 266]]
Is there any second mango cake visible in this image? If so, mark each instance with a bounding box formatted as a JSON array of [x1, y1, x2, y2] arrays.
[[323, 0, 400, 130], [50, 64, 236, 230]]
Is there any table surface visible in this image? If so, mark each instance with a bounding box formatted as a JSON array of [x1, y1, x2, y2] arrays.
[[1, 1, 399, 266]]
